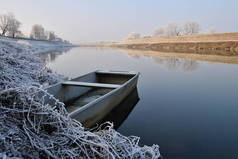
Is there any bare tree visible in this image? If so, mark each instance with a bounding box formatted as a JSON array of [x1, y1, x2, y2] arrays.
[[30, 24, 47, 40], [208, 28, 217, 34], [7, 18, 21, 38], [166, 23, 182, 36], [0, 14, 10, 36], [48, 31, 56, 41], [183, 21, 200, 35], [127, 32, 141, 40], [0, 13, 19, 36], [153, 27, 165, 37]]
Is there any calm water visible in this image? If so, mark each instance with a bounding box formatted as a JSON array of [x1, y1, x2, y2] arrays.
[[41, 47, 238, 159]]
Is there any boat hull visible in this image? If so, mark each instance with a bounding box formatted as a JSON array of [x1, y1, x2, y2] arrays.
[[69, 73, 139, 127], [46, 70, 139, 127]]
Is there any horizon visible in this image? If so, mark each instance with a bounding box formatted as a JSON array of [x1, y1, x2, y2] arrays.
[[1, 0, 238, 43]]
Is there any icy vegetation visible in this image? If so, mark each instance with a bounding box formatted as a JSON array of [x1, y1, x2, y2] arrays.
[[0, 38, 63, 91], [0, 37, 160, 159], [0, 36, 73, 55]]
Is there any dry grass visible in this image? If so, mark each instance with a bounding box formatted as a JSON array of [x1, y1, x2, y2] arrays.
[[120, 32, 238, 44]]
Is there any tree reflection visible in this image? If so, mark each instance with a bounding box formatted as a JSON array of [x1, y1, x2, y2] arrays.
[[122, 49, 199, 72], [164, 58, 181, 71], [182, 60, 198, 72], [39, 47, 72, 62], [153, 57, 198, 72], [127, 54, 140, 59]]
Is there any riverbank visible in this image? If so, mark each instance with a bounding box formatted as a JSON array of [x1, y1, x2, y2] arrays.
[[0, 36, 74, 54], [113, 32, 238, 56], [79, 33, 238, 56], [0, 37, 160, 158]]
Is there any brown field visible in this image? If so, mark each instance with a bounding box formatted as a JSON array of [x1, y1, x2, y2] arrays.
[[120, 32, 238, 44]]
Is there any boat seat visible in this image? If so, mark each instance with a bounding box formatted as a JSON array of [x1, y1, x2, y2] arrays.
[[62, 81, 120, 89]]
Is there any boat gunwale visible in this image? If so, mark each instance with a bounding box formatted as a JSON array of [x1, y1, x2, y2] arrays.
[[62, 81, 121, 89], [68, 71, 139, 117], [44, 70, 138, 90]]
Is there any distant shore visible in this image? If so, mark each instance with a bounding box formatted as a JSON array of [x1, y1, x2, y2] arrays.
[[79, 32, 238, 56]]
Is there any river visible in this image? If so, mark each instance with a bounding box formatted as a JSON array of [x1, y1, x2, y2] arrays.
[[40, 47, 238, 159]]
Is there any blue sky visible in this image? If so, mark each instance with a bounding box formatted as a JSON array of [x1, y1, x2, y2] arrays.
[[1, 0, 238, 43]]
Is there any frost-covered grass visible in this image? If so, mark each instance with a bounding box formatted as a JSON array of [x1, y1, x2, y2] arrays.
[[0, 37, 160, 159], [0, 42, 62, 91], [0, 36, 73, 55]]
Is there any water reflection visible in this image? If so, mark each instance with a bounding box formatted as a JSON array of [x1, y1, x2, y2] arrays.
[[41, 47, 200, 72], [182, 60, 198, 72], [96, 87, 140, 130], [128, 53, 140, 59], [153, 57, 198, 72], [41, 47, 238, 159], [123, 48, 238, 65], [40, 47, 72, 63]]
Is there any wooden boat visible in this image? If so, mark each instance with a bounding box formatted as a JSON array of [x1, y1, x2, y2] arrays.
[[46, 70, 139, 127]]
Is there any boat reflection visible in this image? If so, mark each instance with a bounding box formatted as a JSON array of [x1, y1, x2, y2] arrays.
[[93, 87, 140, 130]]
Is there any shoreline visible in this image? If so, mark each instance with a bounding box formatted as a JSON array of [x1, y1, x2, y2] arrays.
[[114, 33, 238, 56], [79, 32, 238, 56], [0, 35, 75, 55]]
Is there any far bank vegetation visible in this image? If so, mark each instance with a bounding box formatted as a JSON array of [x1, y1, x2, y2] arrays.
[[126, 21, 217, 40]]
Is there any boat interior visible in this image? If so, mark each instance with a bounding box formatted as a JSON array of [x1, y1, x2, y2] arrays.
[[46, 71, 137, 112], [71, 70, 136, 85]]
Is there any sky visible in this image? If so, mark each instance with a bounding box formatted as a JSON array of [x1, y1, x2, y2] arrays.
[[0, 0, 238, 43]]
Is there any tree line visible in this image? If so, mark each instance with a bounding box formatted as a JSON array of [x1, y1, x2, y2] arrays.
[[127, 21, 217, 40], [0, 13, 68, 42]]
